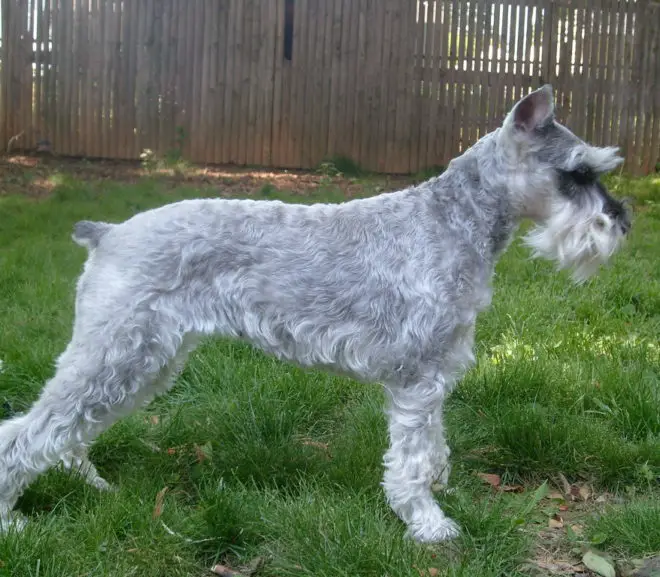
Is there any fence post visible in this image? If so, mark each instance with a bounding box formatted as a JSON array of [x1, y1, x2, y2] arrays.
[[0, 0, 8, 149], [541, 0, 555, 86], [626, 1, 646, 174]]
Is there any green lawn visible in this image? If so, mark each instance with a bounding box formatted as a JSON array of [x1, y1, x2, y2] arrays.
[[0, 164, 658, 577]]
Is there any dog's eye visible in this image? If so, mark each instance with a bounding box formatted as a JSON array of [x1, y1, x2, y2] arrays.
[[570, 165, 595, 186]]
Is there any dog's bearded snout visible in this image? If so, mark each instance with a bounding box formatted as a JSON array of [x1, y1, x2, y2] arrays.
[[524, 170, 631, 283], [501, 85, 632, 283]]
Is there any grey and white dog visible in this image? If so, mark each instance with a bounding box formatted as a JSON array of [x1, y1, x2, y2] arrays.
[[0, 85, 631, 542]]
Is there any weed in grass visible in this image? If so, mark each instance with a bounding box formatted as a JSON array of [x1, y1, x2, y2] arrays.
[[259, 182, 278, 197]]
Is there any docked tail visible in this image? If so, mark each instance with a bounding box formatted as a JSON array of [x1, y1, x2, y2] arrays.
[[72, 220, 114, 250]]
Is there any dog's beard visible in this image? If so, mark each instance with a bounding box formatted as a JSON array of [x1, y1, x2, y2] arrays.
[[523, 197, 624, 283]]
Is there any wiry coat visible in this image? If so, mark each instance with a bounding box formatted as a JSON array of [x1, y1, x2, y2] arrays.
[[0, 85, 631, 542]]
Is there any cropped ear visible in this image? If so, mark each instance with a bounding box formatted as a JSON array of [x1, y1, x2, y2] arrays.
[[508, 84, 555, 132]]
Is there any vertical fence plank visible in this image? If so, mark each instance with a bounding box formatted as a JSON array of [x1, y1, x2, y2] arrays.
[[327, 0, 343, 162], [426, 1, 443, 167], [648, 6, 660, 174], [320, 0, 336, 163], [571, 0, 586, 140], [384, 0, 401, 172], [634, 2, 649, 172], [625, 1, 643, 167], [244, 0, 258, 166], [189, 0, 205, 162], [408, 0, 424, 174], [270, 0, 284, 167], [491, 1, 504, 131], [231, 0, 245, 164], [213, 0, 228, 164], [0, 0, 6, 148]]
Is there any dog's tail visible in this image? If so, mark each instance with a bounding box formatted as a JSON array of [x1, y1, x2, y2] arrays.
[[72, 220, 114, 250]]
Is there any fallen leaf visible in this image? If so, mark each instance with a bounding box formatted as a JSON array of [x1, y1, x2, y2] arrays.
[[428, 569, 439, 577], [194, 442, 213, 463], [559, 504, 569, 511], [569, 485, 582, 501], [244, 556, 266, 576], [549, 491, 566, 501], [152, 487, 168, 520], [582, 550, 616, 577], [139, 439, 161, 453], [558, 473, 572, 496], [630, 556, 660, 577], [570, 524, 584, 536], [501, 484, 525, 493], [211, 565, 246, 577], [579, 485, 592, 501], [477, 473, 501, 488], [150, 415, 160, 425], [167, 448, 177, 455], [549, 514, 564, 529]]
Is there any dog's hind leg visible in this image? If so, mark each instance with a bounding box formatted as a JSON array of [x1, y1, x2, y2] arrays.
[[0, 315, 186, 532], [382, 379, 459, 543]]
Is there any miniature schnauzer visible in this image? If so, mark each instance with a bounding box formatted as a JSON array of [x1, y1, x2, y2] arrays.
[[0, 85, 631, 542]]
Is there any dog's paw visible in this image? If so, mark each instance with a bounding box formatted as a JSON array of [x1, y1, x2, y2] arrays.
[[90, 476, 117, 493], [407, 512, 460, 543], [0, 511, 27, 535]]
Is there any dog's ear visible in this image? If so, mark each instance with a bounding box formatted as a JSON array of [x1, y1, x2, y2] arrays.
[[510, 84, 555, 132]]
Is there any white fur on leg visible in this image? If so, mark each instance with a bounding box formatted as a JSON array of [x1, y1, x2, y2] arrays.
[[431, 407, 451, 488], [59, 446, 116, 492], [382, 382, 460, 543]]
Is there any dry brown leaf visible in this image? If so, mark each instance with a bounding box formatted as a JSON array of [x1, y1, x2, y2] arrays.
[[194, 444, 209, 463], [150, 415, 160, 425], [211, 565, 246, 577], [501, 484, 525, 493], [570, 524, 584, 536], [558, 473, 572, 496], [428, 569, 439, 577], [477, 473, 501, 488], [579, 485, 592, 502], [152, 487, 168, 520], [549, 514, 564, 529], [559, 504, 569, 511]]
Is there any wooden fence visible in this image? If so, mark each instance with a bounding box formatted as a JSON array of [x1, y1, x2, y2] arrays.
[[0, 0, 658, 175]]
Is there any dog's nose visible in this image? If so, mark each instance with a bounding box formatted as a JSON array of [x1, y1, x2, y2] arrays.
[[619, 216, 631, 235]]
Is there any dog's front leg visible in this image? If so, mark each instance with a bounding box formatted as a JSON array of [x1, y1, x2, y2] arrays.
[[382, 381, 459, 543]]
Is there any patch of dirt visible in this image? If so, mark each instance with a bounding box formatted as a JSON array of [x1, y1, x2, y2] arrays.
[[0, 154, 414, 199]]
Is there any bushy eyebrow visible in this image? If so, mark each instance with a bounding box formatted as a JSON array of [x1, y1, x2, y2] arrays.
[[558, 163, 597, 186]]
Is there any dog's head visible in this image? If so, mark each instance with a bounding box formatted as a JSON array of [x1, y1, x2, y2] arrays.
[[497, 84, 631, 283]]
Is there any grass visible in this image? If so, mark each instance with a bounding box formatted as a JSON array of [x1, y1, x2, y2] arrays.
[[0, 166, 659, 576]]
